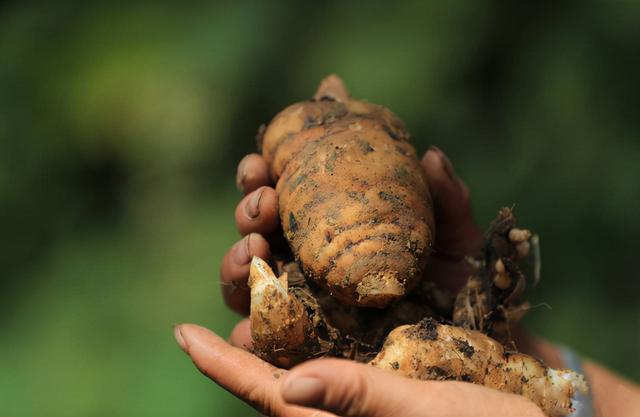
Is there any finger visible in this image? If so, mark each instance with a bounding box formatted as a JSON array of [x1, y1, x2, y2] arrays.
[[281, 358, 543, 417], [281, 358, 427, 417], [235, 186, 280, 236], [421, 146, 483, 255], [237, 153, 271, 194], [174, 324, 331, 417], [421, 147, 484, 293], [220, 233, 271, 315], [229, 318, 253, 349]]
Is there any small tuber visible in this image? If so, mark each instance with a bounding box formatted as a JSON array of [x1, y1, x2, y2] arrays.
[[371, 318, 587, 417]]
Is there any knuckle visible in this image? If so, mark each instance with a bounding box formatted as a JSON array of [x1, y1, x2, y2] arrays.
[[330, 367, 372, 417], [245, 384, 280, 417], [244, 383, 265, 407]]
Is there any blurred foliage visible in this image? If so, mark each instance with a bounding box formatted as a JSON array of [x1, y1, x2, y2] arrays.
[[1, 1, 639, 416]]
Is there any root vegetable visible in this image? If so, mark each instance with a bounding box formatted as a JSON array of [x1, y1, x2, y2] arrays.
[[245, 77, 587, 417], [259, 75, 435, 307], [249, 257, 335, 367], [249, 256, 436, 365], [370, 318, 587, 417]]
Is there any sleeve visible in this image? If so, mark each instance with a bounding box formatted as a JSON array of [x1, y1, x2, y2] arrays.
[[558, 345, 596, 417]]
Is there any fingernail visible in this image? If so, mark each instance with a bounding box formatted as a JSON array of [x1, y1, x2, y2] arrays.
[[244, 188, 264, 219], [174, 325, 188, 354], [429, 146, 455, 179], [233, 235, 252, 265], [236, 156, 248, 191], [282, 376, 325, 406]]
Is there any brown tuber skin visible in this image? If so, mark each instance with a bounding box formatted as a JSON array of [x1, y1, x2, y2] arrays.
[[371, 319, 587, 417], [260, 75, 435, 307]]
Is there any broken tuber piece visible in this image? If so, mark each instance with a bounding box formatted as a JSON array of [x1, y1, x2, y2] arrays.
[[249, 257, 322, 368], [249, 257, 439, 365], [370, 319, 587, 417]]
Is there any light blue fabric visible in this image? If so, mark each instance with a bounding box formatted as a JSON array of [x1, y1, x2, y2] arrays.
[[558, 345, 595, 417]]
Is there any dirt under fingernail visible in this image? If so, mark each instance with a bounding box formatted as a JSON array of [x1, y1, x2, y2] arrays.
[[245, 188, 263, 219], [233, 236, 252, 264]]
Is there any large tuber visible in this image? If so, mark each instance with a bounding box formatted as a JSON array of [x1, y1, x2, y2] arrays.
[[260, 74, 435, 308]]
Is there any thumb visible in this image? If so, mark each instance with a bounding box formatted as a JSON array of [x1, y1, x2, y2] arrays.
[[280, 358, 546, 417], [279, 358, 426, 417]]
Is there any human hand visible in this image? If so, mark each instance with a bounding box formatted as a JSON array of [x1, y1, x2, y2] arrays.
[[174, 324, 545, 417], [194, 148, 640, 417], [221, 147, 484, 348]]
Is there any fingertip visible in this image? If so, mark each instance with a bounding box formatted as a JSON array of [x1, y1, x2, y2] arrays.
[[281, 359, 342, 408], [178, 323, 224, 342], [421, 146, 456, 189], [220, 233, 272, 315], [247, 233, 272, 260], [421, 146, 470, 218], [420, 147, 440, 171], [235, 186, 280, 236], [229, 233, 271, 266], [237, 154, 270, 194], [421, 145, 439, 163], [421, 146, 483, 256], [177, 322, 284, 410], [281, 376, 326, 408], [282, 358, 417, 416], [176, 324, 225, 359], [174, 324, 188, 353]]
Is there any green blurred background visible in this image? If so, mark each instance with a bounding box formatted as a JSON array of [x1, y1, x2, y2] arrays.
[[1, 1, 639, 416]]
